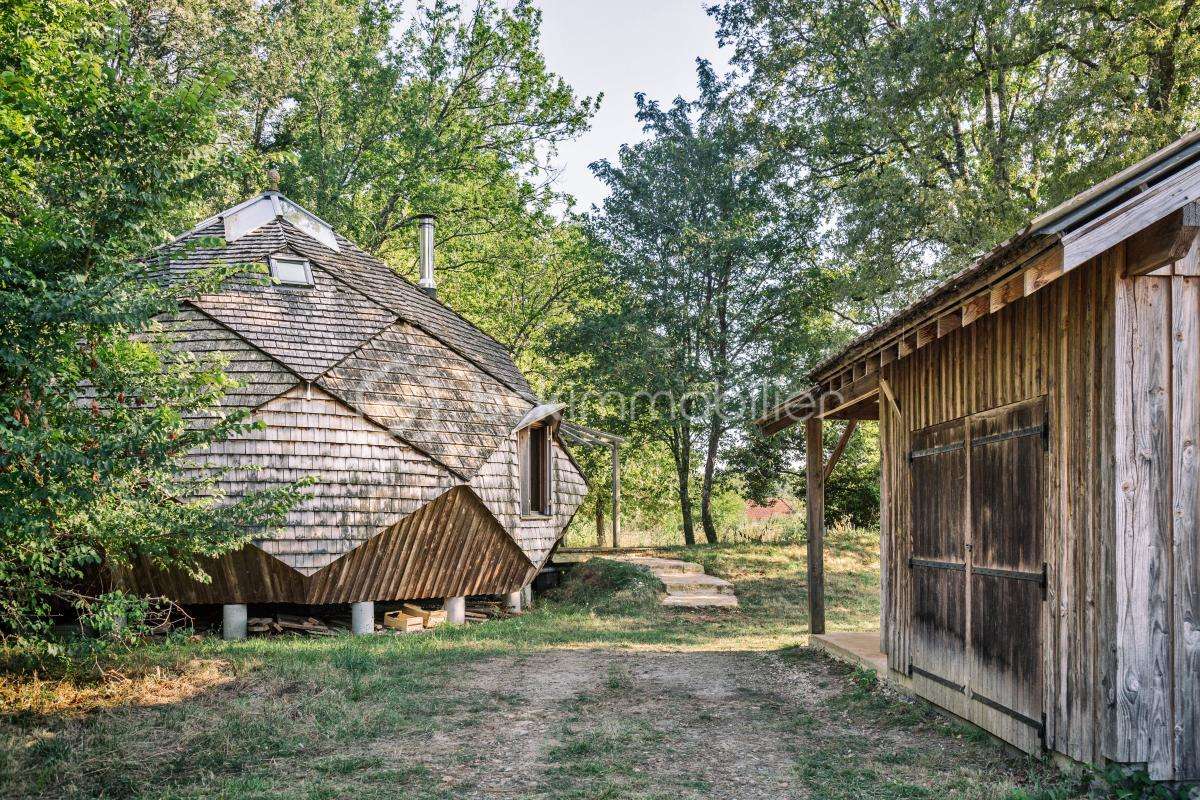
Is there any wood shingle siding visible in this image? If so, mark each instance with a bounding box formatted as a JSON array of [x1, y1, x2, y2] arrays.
[[186, 385, 455, 574], [156, 308, 298, 410], [470, 435, 589, 567], [192, 265, 397, 381], [321, 321, 532, 478]]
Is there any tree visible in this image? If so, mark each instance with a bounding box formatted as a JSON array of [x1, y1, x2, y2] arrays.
[[583, 62, 825, 544], [119, 0, 603, 375], [0, 0, 302, 642], [711, 0, 1200, 323]]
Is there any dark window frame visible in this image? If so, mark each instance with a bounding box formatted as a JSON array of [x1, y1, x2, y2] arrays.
[[519, 422, 553, 517]]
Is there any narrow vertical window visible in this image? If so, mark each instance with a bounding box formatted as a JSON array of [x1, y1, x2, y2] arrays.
[[520, 423, 553, 516]]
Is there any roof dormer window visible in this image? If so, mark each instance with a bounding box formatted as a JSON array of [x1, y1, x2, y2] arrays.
[[269, 254, 313, 287]]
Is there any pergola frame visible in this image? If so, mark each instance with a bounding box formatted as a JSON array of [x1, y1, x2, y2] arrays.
[[559, 421, 624, 548]]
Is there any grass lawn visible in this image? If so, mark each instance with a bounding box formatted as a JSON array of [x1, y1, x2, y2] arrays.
[[1, 533, 1083, 799]]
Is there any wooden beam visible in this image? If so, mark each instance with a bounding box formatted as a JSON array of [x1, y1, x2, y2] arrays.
[[1023, 244, 1065, 295], [1125, 202, 1200, 277], [898, 333, 916, 357], [805, 417, 825, 636], [1063, 160, 1200, 271], [879, 377, 901, 418], [818, 372, 879, 419], [961, 291, 991, 326], [823, 420, 858, 482], [916, 321, 937, 349], [936, 308, 962, 338], [990, 272, 1025, 313]]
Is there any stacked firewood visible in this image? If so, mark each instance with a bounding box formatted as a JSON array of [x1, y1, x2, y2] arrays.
[[464, 600, 521, 622], [247, 613, 345, 636]]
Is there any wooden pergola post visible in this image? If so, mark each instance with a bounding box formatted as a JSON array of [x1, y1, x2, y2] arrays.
[[806, 416, 825, 635], [610, 442, 621, 549]]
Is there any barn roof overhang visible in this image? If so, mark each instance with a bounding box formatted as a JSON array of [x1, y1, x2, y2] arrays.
[[756, 129, 1200, 436]]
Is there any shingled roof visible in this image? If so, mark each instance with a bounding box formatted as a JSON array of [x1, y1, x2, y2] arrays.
[[157, 192, 539, 483]]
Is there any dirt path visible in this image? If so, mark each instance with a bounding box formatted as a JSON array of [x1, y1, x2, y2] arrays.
[[373, 645, 1066, 800], [398, 648, 809, 799]]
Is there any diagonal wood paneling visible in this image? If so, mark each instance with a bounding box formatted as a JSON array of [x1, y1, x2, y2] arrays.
[[115, 486, 534, 605]]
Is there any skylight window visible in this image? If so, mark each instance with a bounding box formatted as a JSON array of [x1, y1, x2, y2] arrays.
[[269, 254, 313, 287]]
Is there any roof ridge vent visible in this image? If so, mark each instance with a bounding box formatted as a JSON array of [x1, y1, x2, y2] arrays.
[[222, 193, 341, 253]]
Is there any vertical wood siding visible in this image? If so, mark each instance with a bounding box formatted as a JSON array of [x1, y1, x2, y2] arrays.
[[1113, 263, 1200, 779], [879, 253, 1117, 765], [1172, 273, 1200, 779]]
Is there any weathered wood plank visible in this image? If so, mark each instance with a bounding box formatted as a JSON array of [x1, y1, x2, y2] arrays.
[[1172, 277, 1200, 778], [1112, 274, 1174, 773], [1125, 203, 1200, 277]]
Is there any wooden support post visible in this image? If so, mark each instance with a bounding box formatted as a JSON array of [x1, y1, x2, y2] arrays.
[[610, 442, 621, 549], [595, 496, 605, 547], [806, 417, 826, 636]]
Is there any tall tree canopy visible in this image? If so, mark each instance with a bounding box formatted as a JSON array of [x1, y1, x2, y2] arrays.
[[712, 0, 1200, 323], [579, 62, 828, 544], [121, 0, 601, 369]]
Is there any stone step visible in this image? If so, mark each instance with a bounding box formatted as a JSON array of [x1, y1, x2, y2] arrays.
[[661, 593, 740, 608], [659, 573, 736, 595], [618, 556, 704, 575]]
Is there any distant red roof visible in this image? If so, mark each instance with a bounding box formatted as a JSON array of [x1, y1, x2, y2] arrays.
[[746, 498, 795, 520]]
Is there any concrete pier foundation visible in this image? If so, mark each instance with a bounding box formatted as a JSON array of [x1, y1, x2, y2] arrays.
[[444, 595, 465, 625], [222, 604, 247, 641], [351, 601, 375, 635]]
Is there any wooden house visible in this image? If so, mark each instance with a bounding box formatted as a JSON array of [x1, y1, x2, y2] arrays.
[[119, 192, 589, 633], [757, 132, 1200, 780]]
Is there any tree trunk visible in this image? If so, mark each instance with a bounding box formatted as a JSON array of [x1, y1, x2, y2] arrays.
[[678, 469, 696, 546], [700, 408, 722, 545], [674, 420, 696, 546]]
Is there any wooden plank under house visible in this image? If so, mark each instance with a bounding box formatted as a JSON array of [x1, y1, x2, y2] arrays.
[[116, 191, 601, 632], [756, 130, 1200, 780]]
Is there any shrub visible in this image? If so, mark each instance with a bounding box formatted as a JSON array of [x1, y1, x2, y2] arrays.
[[548, 558, 663, 613]]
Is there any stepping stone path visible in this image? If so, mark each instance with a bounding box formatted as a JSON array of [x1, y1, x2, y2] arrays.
[[616, 556, 739, 608]]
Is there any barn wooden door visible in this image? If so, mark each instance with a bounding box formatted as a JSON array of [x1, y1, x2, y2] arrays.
[[967, 399, 1047, 744], [908, 418, 969, 693], [908, 398, 1047, 751]]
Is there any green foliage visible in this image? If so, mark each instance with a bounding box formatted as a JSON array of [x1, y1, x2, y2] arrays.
[[0, 0, 303, 643], [712, 0, 1200, 321], [569, 61, 832, 545], [732, 420, 880, 527], [1094, 765, 1194, 800], [547, 558, 664, 614]]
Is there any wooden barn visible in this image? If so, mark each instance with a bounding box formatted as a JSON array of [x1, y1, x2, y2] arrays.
[[118, 191, 592, 635], [757, 132, 1200, 780]]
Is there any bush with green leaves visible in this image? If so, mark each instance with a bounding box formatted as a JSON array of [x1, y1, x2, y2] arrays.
[[0, 0, 303, 644]]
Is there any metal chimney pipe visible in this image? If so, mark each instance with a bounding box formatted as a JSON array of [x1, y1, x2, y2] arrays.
[[416, 214, 437, 299]]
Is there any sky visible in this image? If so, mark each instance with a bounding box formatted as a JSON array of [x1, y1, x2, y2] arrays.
[[533, 0, 732, 212]]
